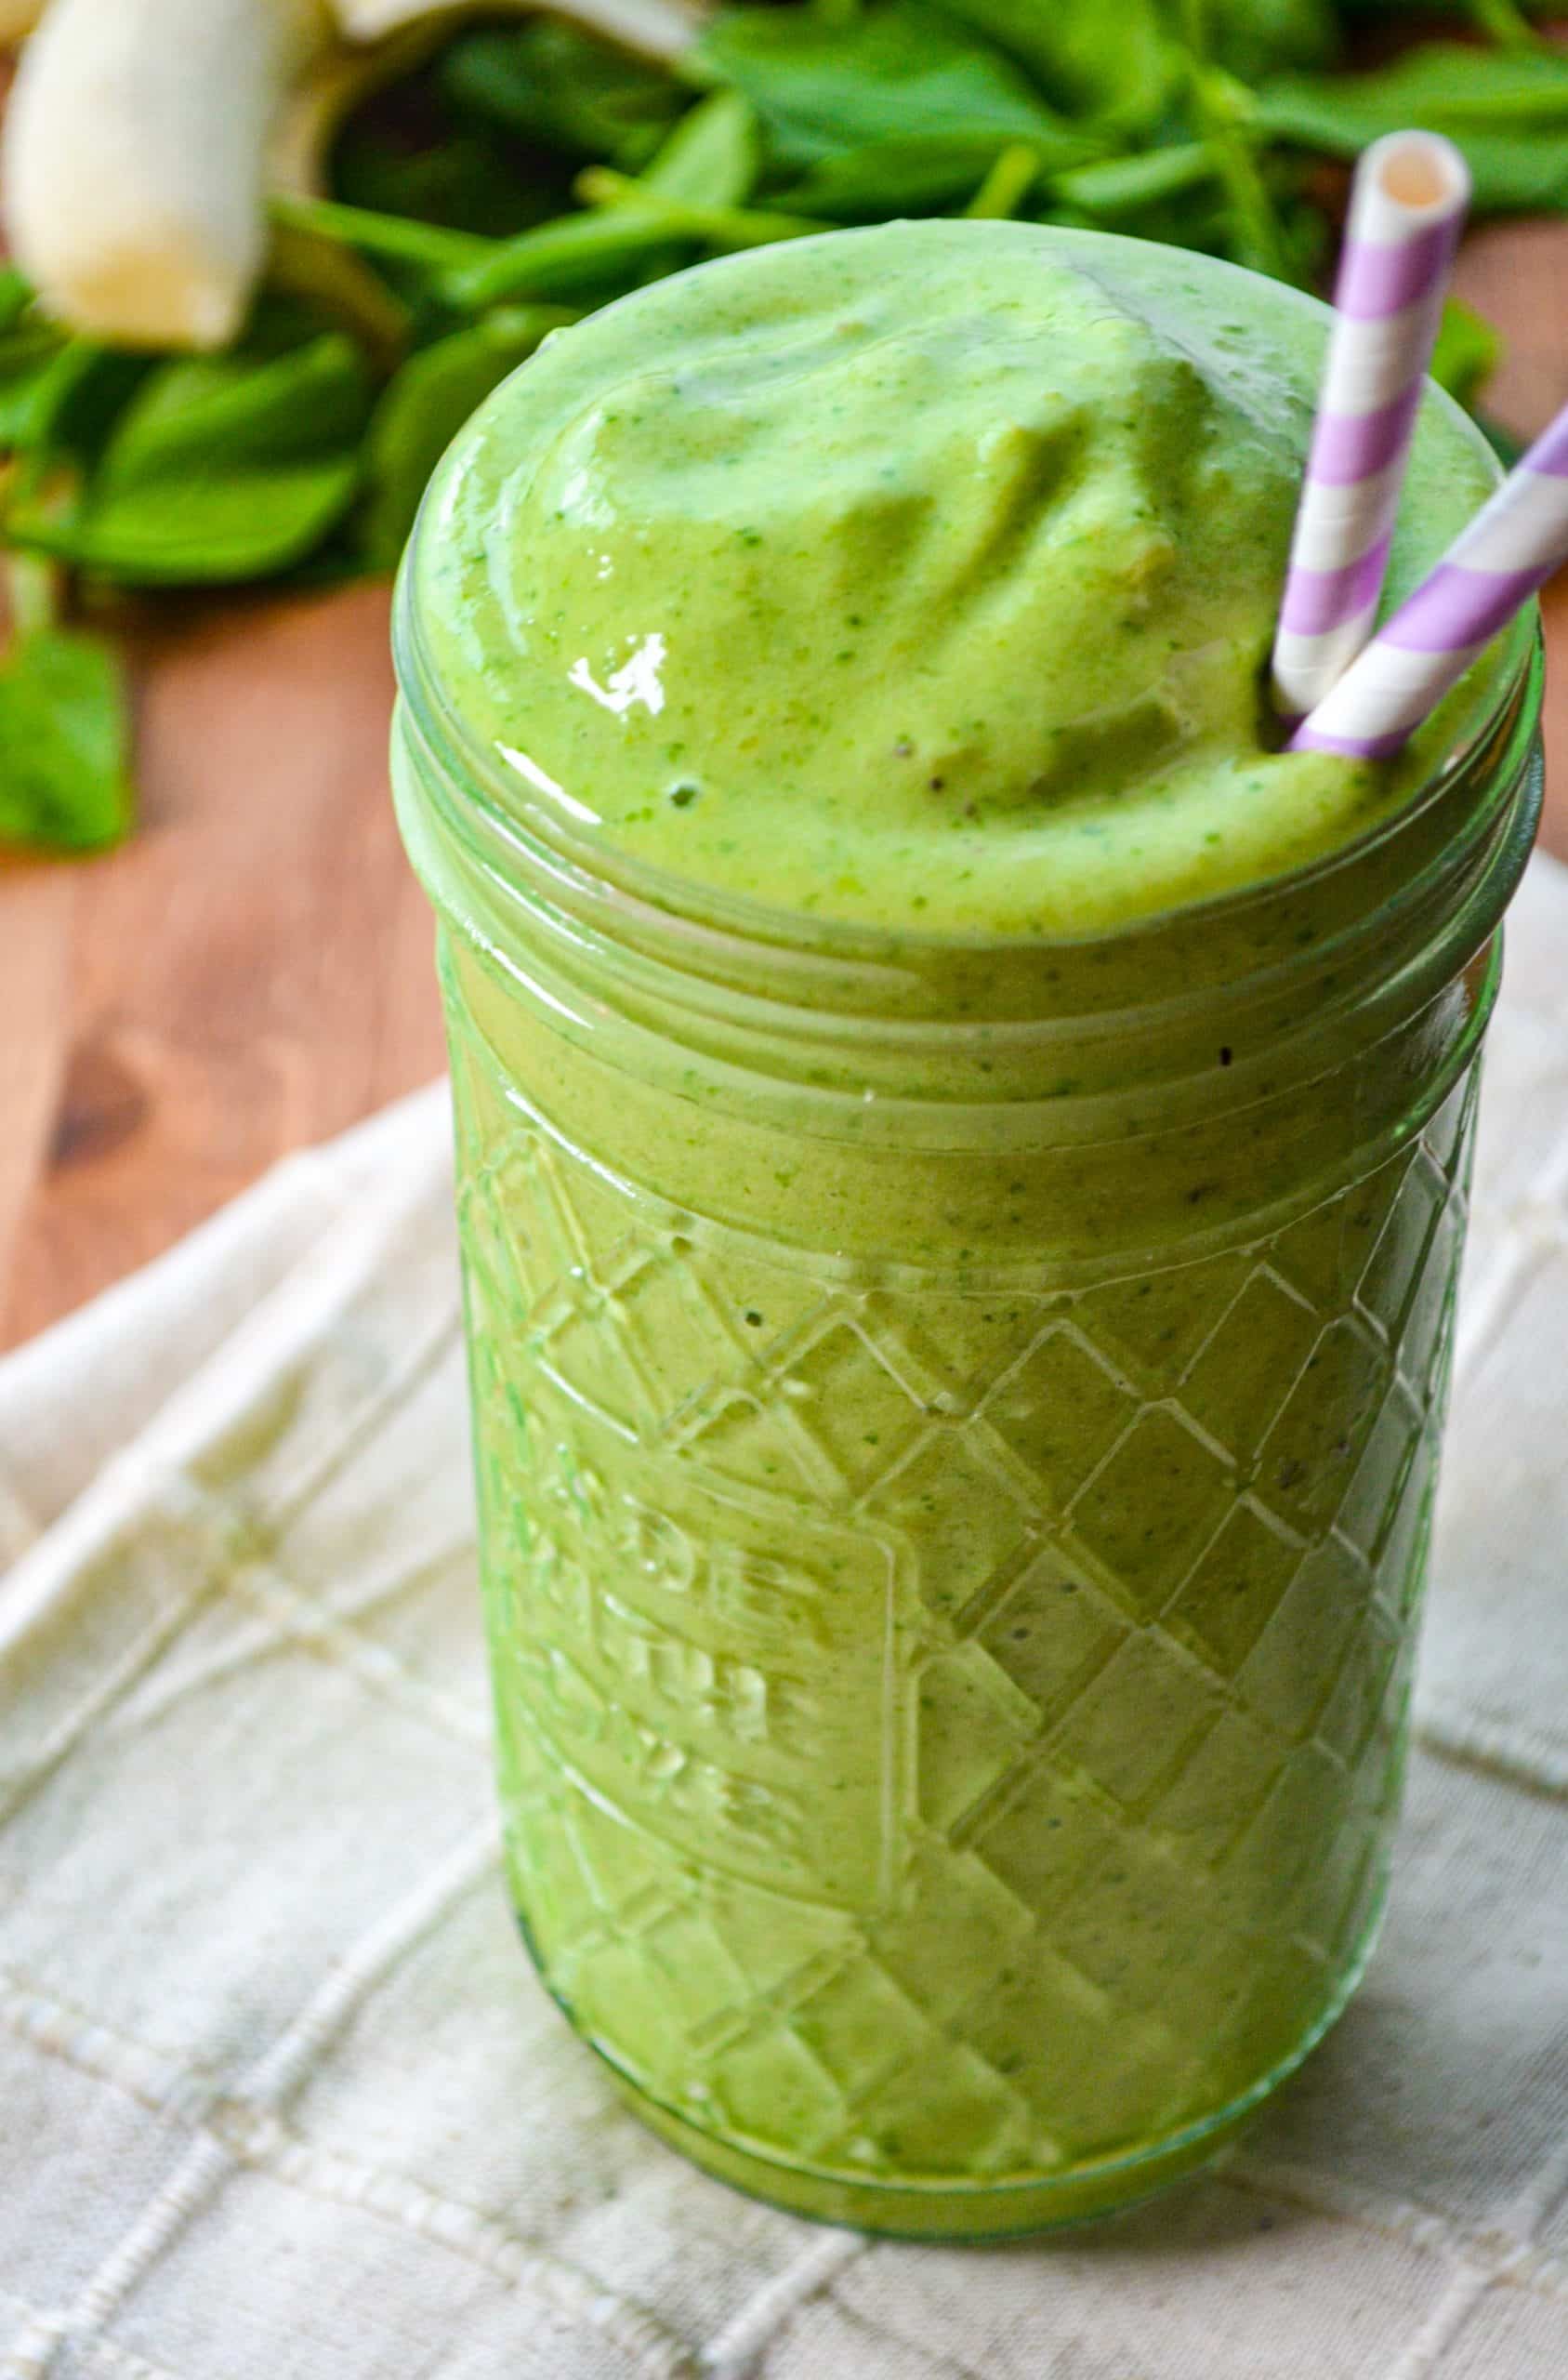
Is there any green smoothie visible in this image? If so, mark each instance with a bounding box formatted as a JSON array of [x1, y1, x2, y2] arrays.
[[415, 218, 1501, 935], [394, 222, 1538, 2230]]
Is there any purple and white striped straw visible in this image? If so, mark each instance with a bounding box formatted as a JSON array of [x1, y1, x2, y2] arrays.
[[1290, 399, 1568, 758], [1271, 131, 1469, 721]]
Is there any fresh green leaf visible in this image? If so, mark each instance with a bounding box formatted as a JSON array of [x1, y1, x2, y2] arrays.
[[266, 224, 411, 375], [0, 270, 36, 340], [1342, 0, 1546, 37], [362, 306, 574, 568], [1183, 57, 1298, 282], [271, 191, 492, 273], [441, 208, 695, 313], [696, 1, 1098, 170], [1051, 140, 1221, 218], [777, 130, 1039, 217], [574, 169, 824, 248], [964, 140, 1044, 218], [440, 18, 682, 165], [1258, 46, 1568, 211], [1477, 413, 1527, 468], [642, 90, 760, 206], [336, 119, 563, 243], [18, 345, 154, 469], [0, 623, 131, 853], [1430, 297, 1504, 411], [929, 0, 1174, 132], [1466, 0, 1548, 43], [1202, 0, 1339, 82], [0, 321, 72, 450], [9, 337, 372, 584]]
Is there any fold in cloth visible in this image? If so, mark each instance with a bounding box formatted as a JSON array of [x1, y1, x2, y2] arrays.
[[3, 864, 1568, 2380]]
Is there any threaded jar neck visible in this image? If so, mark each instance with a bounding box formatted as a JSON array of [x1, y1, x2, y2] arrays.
[[394, 544, 1540, 1160]]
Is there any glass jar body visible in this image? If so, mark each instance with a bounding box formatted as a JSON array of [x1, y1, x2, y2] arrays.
[[394, 648, 1541, 2235]]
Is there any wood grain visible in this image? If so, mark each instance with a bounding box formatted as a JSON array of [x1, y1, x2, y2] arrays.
[[0, 582, 444, 1346], [2, 231, 1567, 1351]]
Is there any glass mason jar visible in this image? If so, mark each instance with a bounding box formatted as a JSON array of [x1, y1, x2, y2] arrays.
[[393, 545, 1540, 2232]]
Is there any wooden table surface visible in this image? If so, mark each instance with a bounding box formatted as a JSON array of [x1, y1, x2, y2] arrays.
[[3, 223, 1567, 1352]]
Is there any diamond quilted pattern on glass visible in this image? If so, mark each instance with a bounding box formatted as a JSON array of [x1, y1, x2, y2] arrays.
[[1315, 1606, 1406, 1774], [700, 1873, 853, 2001], [1235, 1533, 1367, 1739], [976, 1561, 1130, 1729], [708, 2025, 847, 2153], [1151, 1702, 1288, 1867], [637, 1907, 756, 2036], [1048, 1628, 1229, 1812], [679, 1387, 837, 1498], [1266, 1159, 1397, 1314], [445, 986, 1483, 2203], [983, 1325, 1138, 1514], [535, 1283, 664, 1442], [1355, 1143, 1453, 1344], [1392, 1201, 1467, 1401], [867, 1426, 1035, 1620], [834, 2039, 1035, 2180], [1163, 1500, 1305, 1675], [876, 1288, 1052, 1414], [1040, 1825, 1240, 2016], [1075, 1253, 1252, 1384], [790, 1961, 938, 2103], [1065, 1409, 1234, 1618], [870, 1841, 1036, 2027], [550, 1249, 742, 1436], [1292, 1780, 1387, 1964], [915, 1641, 1039, 1831], [1176, 1270, 1324, 1465], [968, 1759, 1129, 1916], [784, 1316, 934, 1491], [1254, 1316, 1391, 1528], [962, 1959, 1203, 2155], [1335, 1384, 1425, 1572], [1221, 1738, 1357, 1914]]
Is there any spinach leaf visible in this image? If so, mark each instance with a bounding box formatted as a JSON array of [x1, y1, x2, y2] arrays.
[[441, 207, 695, 312], [19, 345, 154, 468], [440, 18, 682, 166], [336, 119, 561, 244], [1430, 296, 1503, 410], [0, 269, 36, 340], [1183, 56, 1299, 283], [9, 336, 372, 584], [695, 2, 1098, 170], [270, 192, 491, 274], [929, 0, 1173, 132], [965, 141, 1046, 218], [1258, 46, 1568, 210], [362, 306, 573, 568], [1204, 0, 1339, 82], [0, 319, 73, 450], [642, 90, 760, 206], [1051, 141, 1221, 219], [782, 130, 1050, 218], [0, 621, 131, 853]]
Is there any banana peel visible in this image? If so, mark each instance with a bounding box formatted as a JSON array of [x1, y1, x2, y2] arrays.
[[0, 0, 705, 350]]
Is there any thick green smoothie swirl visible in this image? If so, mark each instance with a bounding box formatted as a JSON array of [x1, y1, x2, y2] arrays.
[[415, 218, 1506, 939]]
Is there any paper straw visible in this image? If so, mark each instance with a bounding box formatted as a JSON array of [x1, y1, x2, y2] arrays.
[[1271, 131, 1470, 721], [1289, 400, 1568, 758]]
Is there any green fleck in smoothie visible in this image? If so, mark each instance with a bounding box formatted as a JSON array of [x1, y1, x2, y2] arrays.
[[394, 222, 1538, 2233]]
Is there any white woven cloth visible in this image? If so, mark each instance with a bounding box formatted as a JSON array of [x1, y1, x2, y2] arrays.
[[3, 855, 1568, 2380]]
